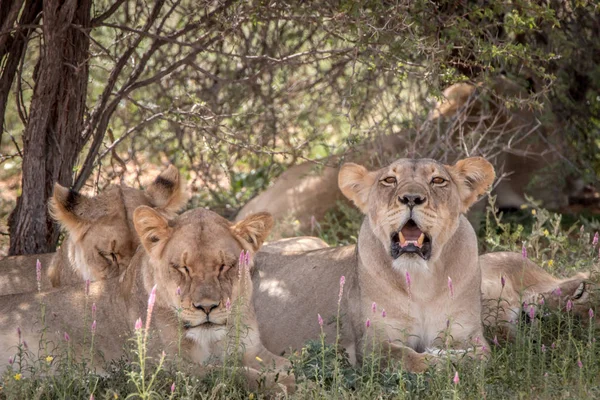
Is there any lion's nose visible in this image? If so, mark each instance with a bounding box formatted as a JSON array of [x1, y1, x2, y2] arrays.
[[399, 193, 426, 208], [194, 301, 220, 315]]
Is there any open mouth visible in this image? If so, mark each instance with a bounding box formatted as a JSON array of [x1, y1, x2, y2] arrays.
[[390, 219, 432, 260]]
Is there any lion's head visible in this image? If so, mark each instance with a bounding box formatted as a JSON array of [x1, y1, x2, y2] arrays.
[[48, 165, 187, 283], [133, 206, 273, 338], [339, 157, 495, 269]]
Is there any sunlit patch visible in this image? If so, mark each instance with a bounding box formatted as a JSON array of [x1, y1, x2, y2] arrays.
[[257, 275, 291, 299]]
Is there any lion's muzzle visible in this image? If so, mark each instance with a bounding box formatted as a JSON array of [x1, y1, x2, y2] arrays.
[[390, 219, 432, 260]]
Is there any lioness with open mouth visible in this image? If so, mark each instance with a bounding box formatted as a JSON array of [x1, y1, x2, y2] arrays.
[[0, 165, 187, 295], [0, 207, 294, 392], [253, 157, 495, 372]]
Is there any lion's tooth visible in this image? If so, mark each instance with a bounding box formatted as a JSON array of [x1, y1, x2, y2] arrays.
[[417, 233, 425, 246], [399, 232, 406, 245]]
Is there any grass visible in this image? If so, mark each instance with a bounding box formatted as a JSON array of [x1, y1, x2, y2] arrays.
[[1, 198, 599, 399]]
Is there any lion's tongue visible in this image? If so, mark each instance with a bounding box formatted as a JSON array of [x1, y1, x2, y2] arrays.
[[399, 223, 425, 248]]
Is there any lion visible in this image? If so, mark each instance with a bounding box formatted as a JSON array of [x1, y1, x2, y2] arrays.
[[261, 236, 329, 254], [0, 165, 187, 295], [480, 251, 595, 341], [252, 157, 496, 372], [236, 75, 581, 237], [0, 207, 294, 392]]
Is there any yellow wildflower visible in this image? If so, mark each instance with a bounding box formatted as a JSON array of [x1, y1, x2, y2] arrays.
[[548, 260, 554, 268], [255, 356, 263, 363], [45, 356, 53, 363], [249, 394, 255, 400], [531, 209, 537, 215], [543, 229, 550, 237], [113, 393, 119, 399], [13, 373, 22, 381], [520, 204, 528, 209]]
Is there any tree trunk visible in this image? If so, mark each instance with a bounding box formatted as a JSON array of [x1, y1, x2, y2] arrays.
[[8, 0, 92, 255], [0, 0, 43, 146]]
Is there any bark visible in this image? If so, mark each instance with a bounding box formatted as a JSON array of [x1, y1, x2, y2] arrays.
[[8, 0, 92, 255], [0, 0, 43, 146]]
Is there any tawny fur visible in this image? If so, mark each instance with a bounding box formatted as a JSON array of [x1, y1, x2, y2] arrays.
[[253, 157, 496, 372], [0, 165, 188, 295], [0, 208, 293, 393]]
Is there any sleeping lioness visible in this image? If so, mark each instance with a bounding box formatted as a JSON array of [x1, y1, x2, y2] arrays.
[[0, 207, 293, 391], [0, 165, 187, 295], [481, 251, 595, 340], [253, 157, 495, 372]]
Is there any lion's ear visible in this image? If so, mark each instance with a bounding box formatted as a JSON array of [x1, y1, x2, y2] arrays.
[[146, 165, 189, 212], [338, 163, 377, 213], [133, 206, 173, 254], [446, 157, 495, 212], [48, 183, 93, 238], [231, 212, 274, 252]]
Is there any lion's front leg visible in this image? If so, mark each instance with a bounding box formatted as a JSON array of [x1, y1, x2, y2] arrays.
[[243, 365, 296, 395], [378, 340, 436, 373]]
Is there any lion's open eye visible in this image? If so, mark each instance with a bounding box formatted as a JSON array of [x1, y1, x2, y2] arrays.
[[381, 176, 397, 185], [431, 177, 446, 185]]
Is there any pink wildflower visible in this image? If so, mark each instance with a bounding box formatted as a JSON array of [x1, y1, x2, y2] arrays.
[[135, 317, 142, 330], [36, 259, 42, 292], [539, 297, 545, 306], [338, 276, 345, 305], [92, 302, 97, 319], [593, 232, 599, 247], [238, 251, 244, 271], [500, 275, 505, 289], [90, 395, 94, 400], [225, 298, 231, 312], [541, 344, 546, 353], [171, 382, 176, 393], [365, 318, 371, 329], [176, 286, 181, 297], [529, 305, 535, 320], [64, 332, 70, 342], [318, 313, 323, 328], [8, 357, 13, 365], [245, 250, 251, 266], [371, 302, 377, 314], [145, 284, 157, 331], [578, 359, 583, 369], [554, 287, 562, 297], [17, 327, 21, 343], [448, 276, 454, 299], [589, 308, 594, 319], [381, 309, 387, 318], [405, 271, 412, 300], [453, 371, 459, 385], [566, 299, 573, 312], [493, 335, 499, 346], [85, 279, 90, 296], [91, 320, 97, 334], [22, 340, 27, 350], [551, 342, 556, 349], [521, 242, 527, 259]]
